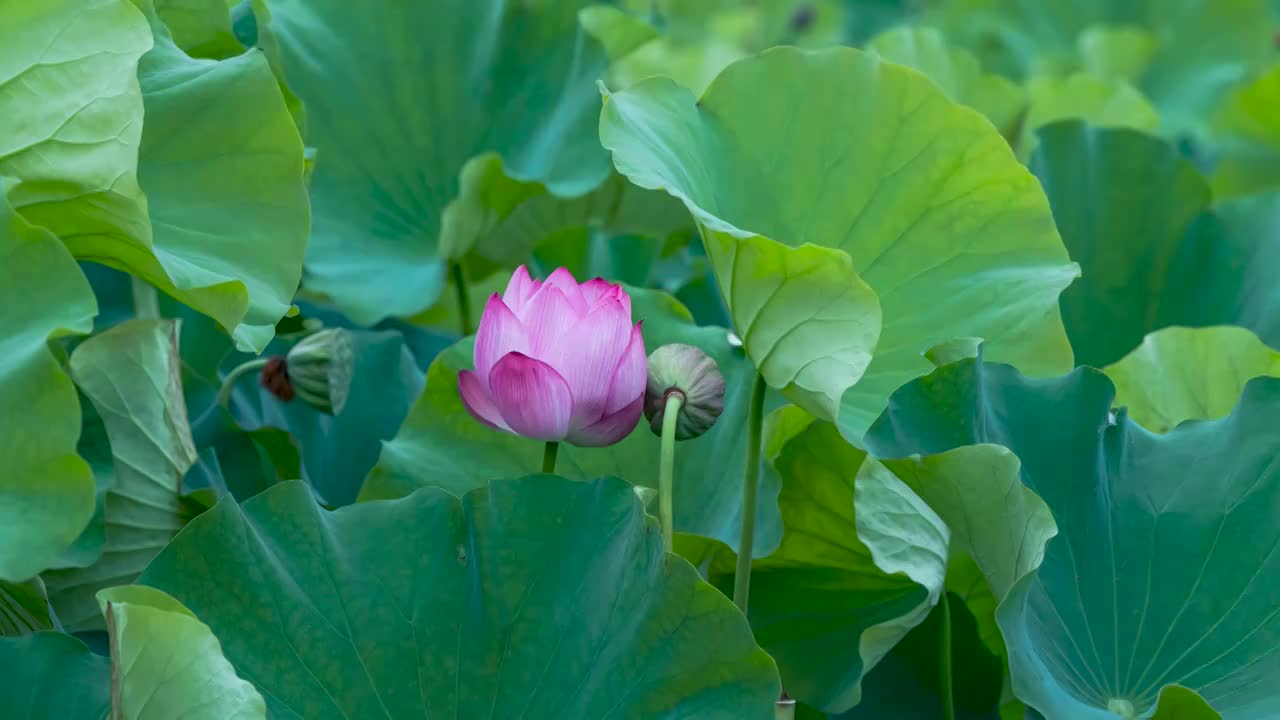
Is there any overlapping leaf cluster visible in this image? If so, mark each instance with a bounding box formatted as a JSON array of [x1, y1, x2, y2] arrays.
[[2, 0, 1280, 718]]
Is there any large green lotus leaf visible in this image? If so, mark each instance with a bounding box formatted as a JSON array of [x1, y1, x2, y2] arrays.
[[600, 46, 1077, 440], [0, 183, 97, 582], [867, 26, 1026, 137], [1104, 326, 1280, 434], [1019, 72, 1159, 155], [1209, 63, 1280, 200], [139, 477, 781, 718], [125, 1, 308, 351], [1032, 121, 1280, 366], [264, 0, 630, 324], [0, 586, 262, 720], [44, 319, 198, 632], [719, 421, 949, 712], [0, 0, 152, 272], [866, 356, 1280, 719], [365, 288, 787, 559], [2, 0, 308, 353]]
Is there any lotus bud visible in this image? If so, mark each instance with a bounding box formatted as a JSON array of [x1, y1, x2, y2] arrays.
[[457, 266, 647, 447], [284, 328, 354, 415], [644, 343, 725, 440]]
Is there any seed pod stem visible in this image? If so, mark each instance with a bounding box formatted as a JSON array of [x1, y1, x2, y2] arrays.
[[658, 392, 683, 554], [216, 357, 271, 410]]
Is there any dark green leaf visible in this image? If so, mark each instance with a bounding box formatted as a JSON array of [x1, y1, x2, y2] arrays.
[[867, 356, 1280, 718], [1033, 121, 1280, 366], [140, 477, 781, 718], [266, 0, 628, 323]]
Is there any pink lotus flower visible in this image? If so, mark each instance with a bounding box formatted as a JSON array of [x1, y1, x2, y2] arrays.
[[458, 266, 647, 447]]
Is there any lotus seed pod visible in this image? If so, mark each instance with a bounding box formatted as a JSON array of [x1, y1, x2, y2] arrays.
[[285, 328, 354, 415], [644, 343, 725, 440]]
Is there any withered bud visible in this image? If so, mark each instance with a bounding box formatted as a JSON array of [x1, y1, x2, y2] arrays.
[[644, 343, 725, 441], [284, 328, 354, 415], [259, 355, 294, 402]]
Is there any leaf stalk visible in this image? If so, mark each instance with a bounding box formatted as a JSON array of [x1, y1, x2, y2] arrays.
[[733, 372, 767, 614]]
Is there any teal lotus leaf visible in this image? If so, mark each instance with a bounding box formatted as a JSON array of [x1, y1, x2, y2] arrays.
[[867, 355, 1280, 719], [139, 477, 781, 718], [264, 0, 638, 323], [1032, 121, 1280, 367]]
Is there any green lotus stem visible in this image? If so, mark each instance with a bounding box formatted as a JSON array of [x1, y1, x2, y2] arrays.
[[733, 372, 767, 614], [658, 393, 683, 554], [131, 277, 159, 319], [452, 262, 472, 337], [217, 358, 270, 410], [940, 593, 955, 720], [542, 441, 559, 474]]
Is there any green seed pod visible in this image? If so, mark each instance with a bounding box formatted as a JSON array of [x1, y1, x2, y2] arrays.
[[644, 343, 725, 440], [285, 328, 354, 415]]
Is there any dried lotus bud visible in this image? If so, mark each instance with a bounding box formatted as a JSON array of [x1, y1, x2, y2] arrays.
[[259, 355, 294, 402], [643, 343, 725, 441]]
